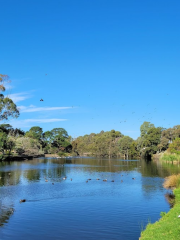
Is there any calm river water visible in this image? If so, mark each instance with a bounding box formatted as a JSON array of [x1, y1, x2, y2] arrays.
[[0, 157, 178, 240]]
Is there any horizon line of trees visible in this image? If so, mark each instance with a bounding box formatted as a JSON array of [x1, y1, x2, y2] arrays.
[[72, 122, 180, 159], [0, 121, 180, 160]]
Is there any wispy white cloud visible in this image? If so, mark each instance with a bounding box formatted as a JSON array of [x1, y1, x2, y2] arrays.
[[7, 92, 32, 103], [7, 118, 67, 128], [24, 118, 67, 123], [4, 83, 13, 90], [18, 105, 73, 112]]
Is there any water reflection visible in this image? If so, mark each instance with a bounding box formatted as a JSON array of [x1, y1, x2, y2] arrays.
[[0, 171, 21, 187], [165, 192, 175, 208], [0, 203, 14, 227], [0, 157, 178, 239], [0, 157, 178, 194]]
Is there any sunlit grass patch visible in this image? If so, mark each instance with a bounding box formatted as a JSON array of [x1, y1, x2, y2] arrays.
[[160, 152, 180, 163]]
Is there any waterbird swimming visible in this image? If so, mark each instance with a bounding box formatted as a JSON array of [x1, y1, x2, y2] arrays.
[[20, 199, 26, 203]]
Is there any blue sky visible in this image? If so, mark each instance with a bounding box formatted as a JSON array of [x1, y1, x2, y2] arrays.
[[1, 0, 180, 139]]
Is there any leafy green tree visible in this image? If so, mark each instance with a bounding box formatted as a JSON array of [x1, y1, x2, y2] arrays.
[[42, 131, 54, 153], [118, 136, 134, 159], [25, 126, 43, 140], [0, 131, 8, 154], [140, 122, 155, 138], [51, 128, 69, 139], [6, 139, 15, 155], [9, 128, 25, 137], [51, 135, 71, 153], [141, 127, 163, 158], [161, 128, 173, 142], [15, 137, 43, 155], [15, 148, 25, 155], [0, 74, 19, 120], [72, 130, 124, 157], [0, 124, 24, 137], [158, 137, 169, 152], [43, 131, 53, 143], [129, 141, 139, 158], [0, 124, 13, 134], [157, 126, 180, 153], [168, 138, 180, 154], [42, 128, 72, 154], [173, 125, 180, 139]]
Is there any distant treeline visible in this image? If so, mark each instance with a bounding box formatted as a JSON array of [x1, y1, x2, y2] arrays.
[[72, 122, 180, 159], [0, 121, 180, 160], [0, 124, 72, 159]]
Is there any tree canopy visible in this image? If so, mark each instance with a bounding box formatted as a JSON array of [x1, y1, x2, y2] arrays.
[[0, 74, 19, 120], [168, 138, 180, 154], [25, 126, 43, 140], [140, 122, 155, 137]]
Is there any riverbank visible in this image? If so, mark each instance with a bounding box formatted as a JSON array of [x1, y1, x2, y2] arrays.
[[140, 187, 180, 239], [160, 152, 180, 164], [45, 154, 59, 158], [153, 152, 180, 164], [0, 154, 45, 161]]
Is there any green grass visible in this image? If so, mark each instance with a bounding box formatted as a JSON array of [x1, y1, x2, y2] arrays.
[[160, 152, 180, 163], [140, 188, 180, 240], [57, 151, 69, 157]]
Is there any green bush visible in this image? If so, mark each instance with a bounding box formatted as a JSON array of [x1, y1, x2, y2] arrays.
[[0, 154, 5, 160], [15, 148, 25, 155], [169, 138, 180, 154], [161, 153, 180, 162], [58, 151, 68, 157]]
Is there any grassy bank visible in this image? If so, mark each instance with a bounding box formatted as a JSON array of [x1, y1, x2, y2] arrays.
[[140, 176, 180, 240], [160, 152, 180, 163]]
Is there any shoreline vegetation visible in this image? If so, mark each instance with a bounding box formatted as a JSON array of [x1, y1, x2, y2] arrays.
[[140, 175, 180, 240], [153, 152, 180, 164], [0, 154, 45, 161], [0, 122, 180, 162], [160, 153, 180, 164]]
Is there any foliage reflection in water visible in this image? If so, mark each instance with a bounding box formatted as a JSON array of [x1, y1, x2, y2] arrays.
[[0, 157, 177, 240]]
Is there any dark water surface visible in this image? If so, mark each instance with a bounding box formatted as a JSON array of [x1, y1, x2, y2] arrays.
[[0, 157, 177, 240]]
